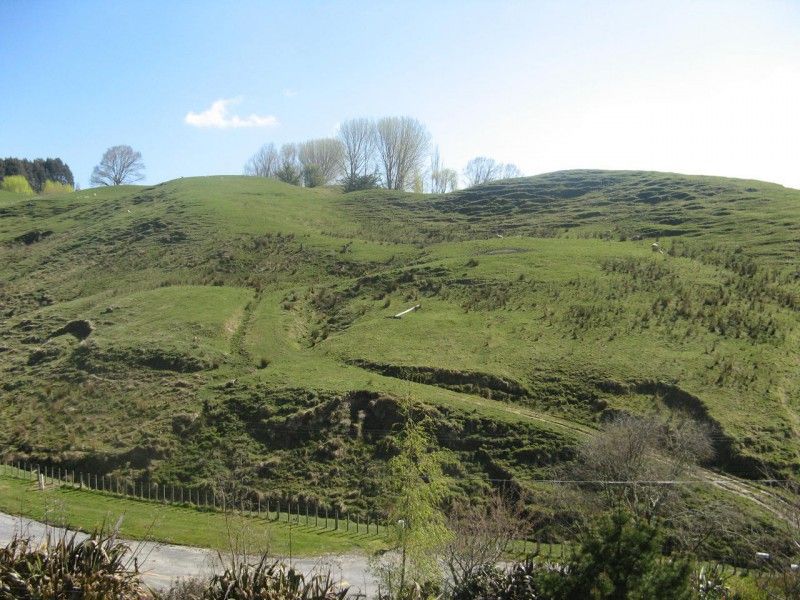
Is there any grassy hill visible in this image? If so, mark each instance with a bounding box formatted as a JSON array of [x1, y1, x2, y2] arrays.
[[1, 170, 798, 524]]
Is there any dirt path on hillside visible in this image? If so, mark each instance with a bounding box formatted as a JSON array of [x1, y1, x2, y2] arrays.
[[695, 469, 795, 524]]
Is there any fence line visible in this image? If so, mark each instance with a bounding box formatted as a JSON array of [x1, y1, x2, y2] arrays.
[[0, 460, 381, 537]]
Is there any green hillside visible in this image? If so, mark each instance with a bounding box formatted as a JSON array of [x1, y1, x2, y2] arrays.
[[1, 170, 798, 520]]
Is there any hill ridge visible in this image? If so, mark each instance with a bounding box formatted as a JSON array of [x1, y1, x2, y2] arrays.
[[1, 169, 798, 519]]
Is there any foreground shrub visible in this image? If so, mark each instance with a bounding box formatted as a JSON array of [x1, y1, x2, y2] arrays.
[[157, 576, 207, 599], [450, 561, 541, 600], [539, 511, 694, 600], [203, 555, 348, 599], [0, 531, 147, 599], [0, 175, 34, 195]]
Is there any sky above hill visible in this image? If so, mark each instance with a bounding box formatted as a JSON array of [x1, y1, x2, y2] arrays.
[[2, 0, 799, 189]]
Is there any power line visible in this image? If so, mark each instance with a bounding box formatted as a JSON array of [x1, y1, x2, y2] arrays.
[[487, 478, 795, 485]]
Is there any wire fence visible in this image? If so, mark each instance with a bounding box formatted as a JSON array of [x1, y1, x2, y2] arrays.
[[0, 460, 382, 537]]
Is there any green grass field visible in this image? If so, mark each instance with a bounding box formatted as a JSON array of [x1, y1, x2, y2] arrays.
[[0, 469, 382, 556], [0, 169, 798, 533]]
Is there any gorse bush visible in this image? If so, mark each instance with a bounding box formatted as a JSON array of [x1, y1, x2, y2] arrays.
[[0, 175, 34, 195], [0, 531, 146, 600]]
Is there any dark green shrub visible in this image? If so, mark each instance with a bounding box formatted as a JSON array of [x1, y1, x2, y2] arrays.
[[539, 511, 694, 600], [342, 173, 380, 192], [303, 165, 325, 188]]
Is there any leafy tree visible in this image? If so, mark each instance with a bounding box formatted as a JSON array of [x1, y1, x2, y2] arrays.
[[371, 416, 452, 598], [0, 157, 73, 192], [42, 180, 74, 194], [540, 511, 694, 600], [28, 159, 47, 192], [276, 143, 302, 185], [90, 145, 145, 186], [44, 158, 74, 186], [0, 175, 33, 195], [302, 164, 325, 188]]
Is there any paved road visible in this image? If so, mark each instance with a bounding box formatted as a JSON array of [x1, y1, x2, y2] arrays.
[[0, 512, 377, 597]]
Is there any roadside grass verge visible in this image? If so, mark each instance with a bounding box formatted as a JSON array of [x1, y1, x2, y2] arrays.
[[0, 472, 384, 556]]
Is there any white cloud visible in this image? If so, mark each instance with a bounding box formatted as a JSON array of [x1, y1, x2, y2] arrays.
[[184, 98, 278, 129], [282, 88, 297, 98]]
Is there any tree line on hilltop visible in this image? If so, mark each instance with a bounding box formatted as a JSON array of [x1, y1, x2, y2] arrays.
[[0, 157, 74, 194], [243, 116, 523, 193]]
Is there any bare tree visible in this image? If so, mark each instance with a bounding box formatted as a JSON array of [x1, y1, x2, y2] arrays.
[[298, 138, 344, 187], [571, 414, 714, 522], [338, 118, 376, 181], [463, 156, 499, 186], [243, 143, 280, 178], [463, 156, 522, 187], [430, 148, 458, 193], [443, 492, 526, 589], [375, 116, 430, 190], [499, 163, 523, 179], [90, 145, 145, 186]]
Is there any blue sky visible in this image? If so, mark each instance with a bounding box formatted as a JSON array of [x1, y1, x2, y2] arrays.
[[2, 0, 799, 189]]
